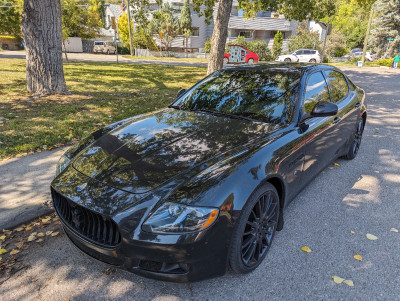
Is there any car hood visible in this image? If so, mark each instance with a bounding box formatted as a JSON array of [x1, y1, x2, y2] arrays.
[[72, 109, 277, 194]]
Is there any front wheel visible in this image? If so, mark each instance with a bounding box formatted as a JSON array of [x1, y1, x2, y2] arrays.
[[107, 50, 110, 55], [229, 183, 280, 274], [223, 57, 229, 64], [309, 58, 317, 63], [247, 58, 255, 64], [284, 58, 291, 62], [343, 118, 364, 160]]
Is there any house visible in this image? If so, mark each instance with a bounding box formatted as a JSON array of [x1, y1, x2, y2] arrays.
[[308, 21, 328, 41], [96, 4, 124, 41], [147, 0, 297, 53]]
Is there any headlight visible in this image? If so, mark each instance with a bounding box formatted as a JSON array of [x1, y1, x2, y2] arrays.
[[142, 202, 219, 234], [55, 154, 71, 176]]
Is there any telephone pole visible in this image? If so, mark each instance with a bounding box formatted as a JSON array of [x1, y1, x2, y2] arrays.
[[362, 3, 374, 65], [126, 0, 134, 56]]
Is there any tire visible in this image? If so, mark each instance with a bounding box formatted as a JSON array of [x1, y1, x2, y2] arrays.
[[223, 57, 229, 64], [284, 58, 291, 62], [343, 118, 364, 160], [309, 58, 317, 63], [107, 50, 110, 55], [229, 183, 280, 274], [247, 58, 255, 64]]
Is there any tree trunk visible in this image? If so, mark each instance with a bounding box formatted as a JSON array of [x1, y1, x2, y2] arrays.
[[207, 0, 233, 75], [22, 0, 68, 96], [186, 37, 188, 58]]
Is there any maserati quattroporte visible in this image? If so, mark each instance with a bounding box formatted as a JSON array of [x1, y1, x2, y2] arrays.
[[51, 64, 366, 282]]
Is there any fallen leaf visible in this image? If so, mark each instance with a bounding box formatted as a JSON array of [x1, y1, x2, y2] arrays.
[[37, 232, 45, 237], [366, 233, 378, 240], [390, 228, 399, 233], [46, 231, 53, 236], [334, 163, 340, 166], [350, 230, 355, 235], [53, 217, 58, 221], [51, 232, 60, 237], [343, 279, 354, 287], [41, 218, 51, 224], [27, 235, 36, 242], [0, 248, 7, 255], [25, 226, 32, 231], [354, 254, 362, 261], [332, 276, 345, 284], [31, 232, 37, 236], [0, 235, 5, 240], [36, 238, 44, 243], [15, 242, 25, 248], [15, 227, 24, 232], [10, 249, 20, 255], [300, 246, 311, 253]]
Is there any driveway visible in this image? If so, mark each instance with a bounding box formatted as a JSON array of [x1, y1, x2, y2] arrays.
[[0, 67, 399, 300], [0, 50, 207, 67]]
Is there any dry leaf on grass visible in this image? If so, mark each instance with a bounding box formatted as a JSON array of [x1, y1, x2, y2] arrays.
[[343, 280, 354, 287], [51, 232, 60, 237], [300, 246, 311, 253], [10, 249, 20, 255], [390, 228, 399, 233], [366, 233, 378, 240], [354, 254, 362, 261], [332, 276, 345, 284]]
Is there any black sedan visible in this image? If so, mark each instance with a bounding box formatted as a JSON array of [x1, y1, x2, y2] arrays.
[[51, 64, 366, 282]]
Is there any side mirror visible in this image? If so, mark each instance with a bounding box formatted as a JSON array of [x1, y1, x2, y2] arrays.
[[177, 88, 186, 98], [311, 101, 338, 117]]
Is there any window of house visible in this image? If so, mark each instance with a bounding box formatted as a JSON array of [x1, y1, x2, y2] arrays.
[[325, 71, 349, 103], [238, 9, 244, 17], [303, 72, 330, 114], [239, 31, 252, 38], [191, 27, 199, 37]]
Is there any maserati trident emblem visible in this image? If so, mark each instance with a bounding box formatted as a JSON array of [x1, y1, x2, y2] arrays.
[[77, 183, 87, 192]]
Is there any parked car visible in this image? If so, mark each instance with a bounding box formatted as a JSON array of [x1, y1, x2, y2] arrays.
[[52, 64, 366, 282], [276, 49, 321, 63], [224, 45, 259, 64], [93, 41, 116, 54], [343, 51, 374, 61]]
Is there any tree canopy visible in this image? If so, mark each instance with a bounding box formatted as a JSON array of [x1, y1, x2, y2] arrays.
[[150, 3, 180, 52], [0, 0, 23, 37]]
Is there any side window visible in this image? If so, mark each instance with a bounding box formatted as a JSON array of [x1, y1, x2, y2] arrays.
[[304, 50, 312, 55], [325, 71, 349, 103], [303, 72, 330, 114], [295, 50, 303, 55]]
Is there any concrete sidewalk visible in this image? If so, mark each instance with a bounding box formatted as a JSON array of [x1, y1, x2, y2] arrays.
[[0, 147, 68, 230]]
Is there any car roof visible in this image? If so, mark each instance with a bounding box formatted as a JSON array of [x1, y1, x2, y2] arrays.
[[223, 63, 336, 73]]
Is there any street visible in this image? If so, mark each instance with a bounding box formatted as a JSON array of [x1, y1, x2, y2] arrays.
[[0, 67, 399, 300]]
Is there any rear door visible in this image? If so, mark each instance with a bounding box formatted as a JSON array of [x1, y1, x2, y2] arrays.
[[295, 50, 304, 62]]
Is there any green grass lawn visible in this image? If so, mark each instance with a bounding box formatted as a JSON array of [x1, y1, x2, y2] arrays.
[[0, 59, 206, 159], [123, 55, 208, 63]]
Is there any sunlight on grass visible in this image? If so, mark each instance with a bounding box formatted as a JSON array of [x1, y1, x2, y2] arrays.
[[122, 55, 208, 63], [0, 59, 206, 159]]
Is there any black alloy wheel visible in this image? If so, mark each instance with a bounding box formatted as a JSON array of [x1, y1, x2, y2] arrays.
[[284, 58, 291, 62], [230, 183, 279, 273], [344, 118, 364, 160]]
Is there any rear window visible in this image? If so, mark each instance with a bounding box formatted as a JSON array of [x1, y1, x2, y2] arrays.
[[310, 50, 317, 54]]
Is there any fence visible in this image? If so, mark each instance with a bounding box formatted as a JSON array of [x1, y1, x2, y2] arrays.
[[134, 48, 209, 59]]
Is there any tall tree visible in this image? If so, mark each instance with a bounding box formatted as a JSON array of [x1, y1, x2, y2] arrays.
[[369, 0, 400, 58], [272, 31, 283, 58], [22, 0, 68, 95], [180, 0, 192, 58], [288, 21, 321, 52], [0, 0, 23, 37], [150, 3, 180, 54]]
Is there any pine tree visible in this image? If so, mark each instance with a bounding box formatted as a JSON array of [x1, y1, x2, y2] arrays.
[[369, 0, 400, 58], [272, 31, 283, 59], [180, 0, 192, 58]]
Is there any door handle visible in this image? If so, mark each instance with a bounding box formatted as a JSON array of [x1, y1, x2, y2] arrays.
[[333, 117, 341, 124], [355, 102, 361, 108]]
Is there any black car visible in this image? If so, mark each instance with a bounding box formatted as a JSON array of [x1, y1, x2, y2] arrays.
[[51, 64, 366, 282]]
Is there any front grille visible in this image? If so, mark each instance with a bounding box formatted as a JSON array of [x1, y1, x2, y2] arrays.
[[52, 189, 121, 247]]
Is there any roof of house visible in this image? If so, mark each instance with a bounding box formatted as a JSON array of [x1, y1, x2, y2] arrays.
[[107, 4, 123, 17]]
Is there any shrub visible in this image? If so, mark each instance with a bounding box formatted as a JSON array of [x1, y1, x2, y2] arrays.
[[203, 37, 211, 53], [246, 40, 272, 61], [331, 47, 348, 58], [272, 31, 283, 59], [374, 58, 393, 67]]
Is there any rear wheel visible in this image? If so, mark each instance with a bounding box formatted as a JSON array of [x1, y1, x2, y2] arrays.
[[284, 58, 291, 62], [309, 58, 317, 63], [344, 118, 364, 160], [223, 57, 229, 64], [247, 58, 255, 64], [107, 49, 110, 55], [229, 183, 280, 274]]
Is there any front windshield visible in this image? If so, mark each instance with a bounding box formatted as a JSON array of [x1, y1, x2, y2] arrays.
[[172, 68, 300, 124]]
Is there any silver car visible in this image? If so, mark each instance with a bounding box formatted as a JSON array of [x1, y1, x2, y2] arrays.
[[93, 41, 116, 55]]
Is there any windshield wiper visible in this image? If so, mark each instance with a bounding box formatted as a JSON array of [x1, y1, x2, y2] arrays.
[[191, 109, 257, 122], [168, 104, 181, 110]]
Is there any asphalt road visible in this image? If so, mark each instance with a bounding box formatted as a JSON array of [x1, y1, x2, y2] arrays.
[[0, 50, 207, 67], [1, 67, 399, 300]]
